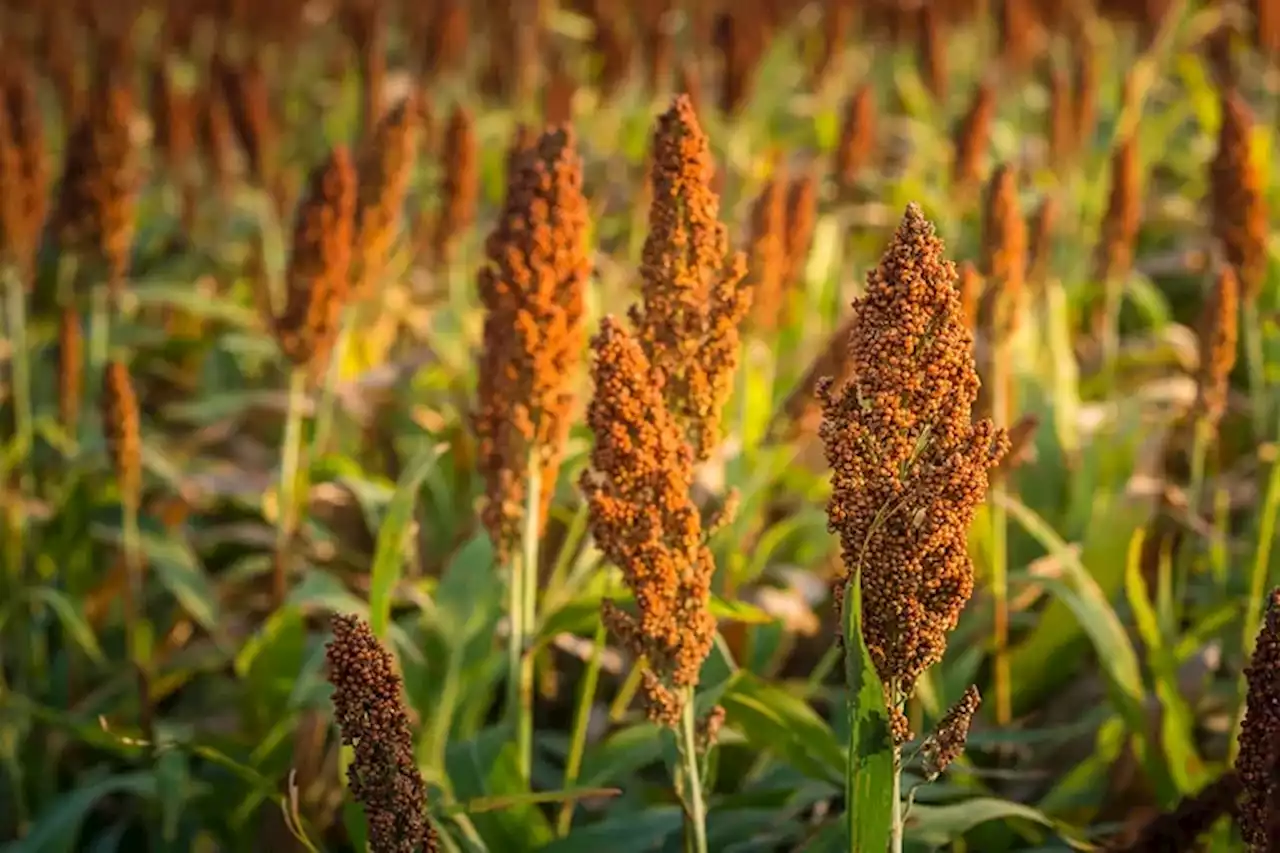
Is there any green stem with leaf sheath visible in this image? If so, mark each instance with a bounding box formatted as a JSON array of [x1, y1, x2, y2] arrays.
[[274, 369, 309, 609], [677, 687, 708, 853], [556, 617, 606, 836], [509, 460, 541, 786]]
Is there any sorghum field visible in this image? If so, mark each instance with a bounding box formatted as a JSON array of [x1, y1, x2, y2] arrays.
[[2, 0, 1280, 851]]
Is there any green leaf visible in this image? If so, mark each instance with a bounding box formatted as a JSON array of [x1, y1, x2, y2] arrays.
[[905, 798, 1056, 849], [538, 808, 683, 853], [719, 672, 844, 786], [446, 726, 554, 851], [368, 442, 447, 639], [708, 594, 775, 625], [9, 771, 157, 853], [842, 578, 895, 853], [1, 587, 105, 666], [138, 529, 222, 633]]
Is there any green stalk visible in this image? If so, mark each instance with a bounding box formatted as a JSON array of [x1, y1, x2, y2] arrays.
[[1232, 406, 1280, 761], [676, 688, 708, 853], [1, 266, 30, 696], [519, 462, 542, 785], [1099, 272, 1124, 390], [122, 486, 154, 743], [311, 316, 352, 456], [890, 741, 904, 853], [1243, 302, 1268, 440], [274, 368, 310, 610], [86, 281, 111, 445], [555, 617, 607, 836]]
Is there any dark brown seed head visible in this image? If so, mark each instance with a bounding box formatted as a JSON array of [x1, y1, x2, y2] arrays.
[[630, 95, 751, 461], [274, 146, 358, 373], [1210, 88, 1268, 302], [0, 49, 47, 276], [1095, 134, 1141, 283], [101, 360, 142, 506], [921, 685, 981, 780], [819, 204, 1009, 744], [582, 316, 717, 727], [979, 163, 1027, 343], [835, 84, 877, 188], [952, 79, 995, 197], [50, 71, 137, 292], [433, 104, 478, 267], [353, 94, 421, 302], [325, 613, 438, 853], [1195, 265, 1239, 429], [214, 49, 276, 187], [1236, 588, 1280, 850], [475, 126, 590, 559]]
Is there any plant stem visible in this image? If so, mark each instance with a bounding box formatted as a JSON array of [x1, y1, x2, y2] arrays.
[[1, 265, 30, 697], [1243, 302, 1267, 442], [311, 317, 351, 456], [555, 617, 606, 836], [86, 281, 111, 445], [122, 488, 154, 743], [274, 368, 309, 610], [676, 688, 708, 853], [518, 462, 541, 785], [890, 742, 904, 853]]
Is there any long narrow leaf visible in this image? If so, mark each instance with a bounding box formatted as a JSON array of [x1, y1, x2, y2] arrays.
[[842, 578, 894, 852]]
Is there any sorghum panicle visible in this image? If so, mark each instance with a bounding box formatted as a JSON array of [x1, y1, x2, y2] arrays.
[[980, 163, 1027, 343], [630, 95, 751, 462], [916, 4, 948, 103], [474, 125, 589, 559], [214, 50, 276, 187], [543, 46, 576, 126], [50, 67, 137, 295], [1027, 194, 1058, 288], [274, 146, 358, 373], [921, 685, 981, 781], [952, 79, 995, 196], [325, 613, 439, 853], [1210, 88, 1268, 301], [59, 307, 83, 431], [1236, 587, 1280, 850], [1112, 772, 1241, 853], [1257, 0, 1280, 57], [1195, 265, 1239, 429], [353, 93, 421, 302], [956, 260, 981, 333], [433, 104, 478, 267], [819, 203, 1009, 743], [101, 360, 142, 506], [638, 0, 674, 93], [1095, 134, 1141, 284], [0, 49, 46, 277], [581, 316, 717, 726], [834, 84, 876, 188], [746, 171, 788, 330], [783, 171, 818, 297], [413, 0, 468, 80]]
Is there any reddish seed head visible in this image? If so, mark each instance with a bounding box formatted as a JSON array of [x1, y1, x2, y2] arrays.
[[1095, 134, 1141, 284], [1195, 265, 1240, 430], [834, 84, 877, 189], [352, 94, 422, 301], [101, 360, 142, 506], [952, 79, 995, 197], [0, 48, 47, 277], [432, 104, 478, 267], [1210, 88, 1268, 302], [819, 204, 1008, 744]]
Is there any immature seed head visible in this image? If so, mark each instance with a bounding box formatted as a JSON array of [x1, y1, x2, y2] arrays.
[[433, 104, 478, 267], [1195, 265, 1239, 429], [834, 84, 876, 188], [979, 163, 1027, 343], [0, 49, 47, 277], [274, 146, 358, 373], [921, 685, 981, 781], [475, 125, 589, 560], [629, 95, 751, 461], [353, 94, 421, 302], [1095, 134, 1141, 283], [1210, 88, 1268, 302], [1236, 588, 1280, 850], [783, 170, 818, 296], [745, 171, 788, 332], [101, 360, 142, 507], [325, 613, 439, 853], [582, 317, 717, 726], [819, 204, 1008, 743]]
